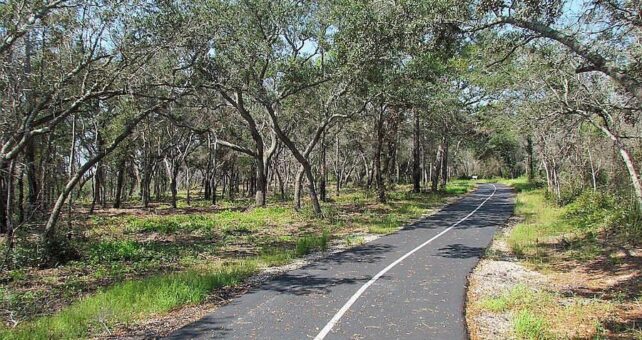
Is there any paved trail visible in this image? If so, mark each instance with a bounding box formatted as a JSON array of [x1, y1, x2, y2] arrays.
[[170, 184, 515, 340]]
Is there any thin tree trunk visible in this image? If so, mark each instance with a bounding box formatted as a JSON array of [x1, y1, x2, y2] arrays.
[[114, 158, 126, 208], [598, 126, 642, 211], [0, 163, 9, 233], [440, 136, 449, 191], [17, 166, 24, 224], [3, 160, 15, 261], [412, 110, 421, 193], [255, 162, 267, 206], [320, 131, 327, 202], [294, 166, 304, 210], [526, 135, 535, 182], [432, 143, 443, 192], [275, 165, 286, 200], [375, 112, 386, 203]]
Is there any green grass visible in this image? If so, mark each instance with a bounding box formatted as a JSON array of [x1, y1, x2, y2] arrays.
[[0, 261, 259, 339], [295, 230, 330, 255], [513, 310, 550, 339], [127, 206, 295, 234], [368, 214, 401, 234], [445, 178, 477, 195], [479, 285, 553, 313], [479, 285, 555, 339], [501, 177, 641, 263], [507, 188, 568, 258]]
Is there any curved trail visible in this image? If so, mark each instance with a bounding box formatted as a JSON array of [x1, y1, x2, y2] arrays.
[[169, 184, 515, 340]]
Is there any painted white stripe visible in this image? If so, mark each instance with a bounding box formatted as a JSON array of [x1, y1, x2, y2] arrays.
[[313, 184, 497, 340]]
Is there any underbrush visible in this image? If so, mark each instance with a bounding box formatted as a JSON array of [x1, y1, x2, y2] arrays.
[[505, 180, 641, 262]]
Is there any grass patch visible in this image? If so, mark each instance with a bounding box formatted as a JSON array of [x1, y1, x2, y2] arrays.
[[295, 230, 330, 255], [127, 207, 294, 234], [479, 285, 553, 313], [345, 235, 366, 246], [513, 310, 550, 339], [368, 215, 400, 234], [506, 188, 568, 259], [0, 261, 258, 339]]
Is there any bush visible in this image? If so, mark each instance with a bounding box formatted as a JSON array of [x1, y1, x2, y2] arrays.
[[564, 191, 616, 230], [39, 236, 81, 268]]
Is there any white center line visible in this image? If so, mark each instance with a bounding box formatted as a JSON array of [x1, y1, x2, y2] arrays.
[[313, 184, 498, 340]]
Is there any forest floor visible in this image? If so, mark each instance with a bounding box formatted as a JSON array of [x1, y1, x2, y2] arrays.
[[467, 179, 642, 339], [0, 180, 474, 339]]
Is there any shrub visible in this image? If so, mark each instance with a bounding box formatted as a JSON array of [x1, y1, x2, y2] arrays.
[[564, 191, 616, 230]]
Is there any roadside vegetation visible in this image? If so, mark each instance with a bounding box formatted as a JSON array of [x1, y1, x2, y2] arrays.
[[469, 178, 642, 339], [0, 181, 472, 339], [1, 0, 640, 339]]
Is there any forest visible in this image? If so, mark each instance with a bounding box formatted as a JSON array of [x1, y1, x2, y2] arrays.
[[0, 0, 640, 338]]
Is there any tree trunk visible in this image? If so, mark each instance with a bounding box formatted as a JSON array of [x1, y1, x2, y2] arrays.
[[114, 158, 126, 208], [43, 103, 165, 244], [598, 126, 642, 211], [412, 110, 421, 193], [320, 131, 327, 202], [439, 136, 449, 191], [255, 161, 267, 206], [303, 162, 322, 214], [263, 104, 323, 216], [25, 139, 39, 212], [17, 166, 24, 223], [3, 161, 16, 260], [275, 165, 286, 200], [375, 112, 386, 203], [526, 135, 535, 182], [90, 130, 104, 213], [432, 143, 443, 192], [294, 166, 304, 210], [0, 163, 8, 234], [170, 163, 179, 209]]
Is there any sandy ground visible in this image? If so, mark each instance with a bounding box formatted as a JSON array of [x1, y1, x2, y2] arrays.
[[465, 217, 547, 340]]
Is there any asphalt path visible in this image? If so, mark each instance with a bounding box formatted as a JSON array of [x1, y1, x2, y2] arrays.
[[169, 183, 515, 340]]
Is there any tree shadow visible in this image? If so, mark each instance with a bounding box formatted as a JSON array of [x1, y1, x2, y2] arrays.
[[436, 244, 486, 259]]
